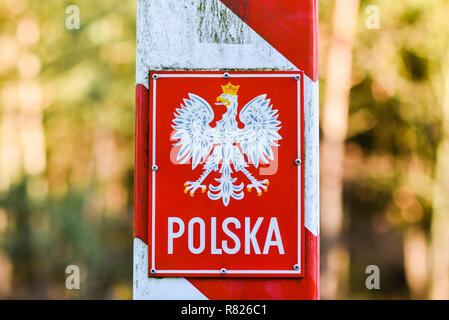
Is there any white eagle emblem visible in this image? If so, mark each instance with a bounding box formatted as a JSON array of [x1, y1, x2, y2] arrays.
[[172, 82, 282, 207]]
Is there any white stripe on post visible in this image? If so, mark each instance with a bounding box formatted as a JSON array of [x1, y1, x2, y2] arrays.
[[304, 75, 320, 237], [136, 0, 297, 88]]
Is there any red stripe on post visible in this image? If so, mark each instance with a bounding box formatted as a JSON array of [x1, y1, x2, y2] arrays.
[[187, 228, 319, 299], [220, 0, 319, 81], [134, 84, 149, 244]]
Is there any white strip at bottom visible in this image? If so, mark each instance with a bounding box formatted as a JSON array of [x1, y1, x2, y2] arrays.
[[133, 237, 208, 300]]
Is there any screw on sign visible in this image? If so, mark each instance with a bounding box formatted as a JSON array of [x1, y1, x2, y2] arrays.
[[134, 0, 319, 299]]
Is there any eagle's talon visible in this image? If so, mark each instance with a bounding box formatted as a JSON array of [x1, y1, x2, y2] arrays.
[[248, 179, 269, 196], [184, 180, 206, 196]]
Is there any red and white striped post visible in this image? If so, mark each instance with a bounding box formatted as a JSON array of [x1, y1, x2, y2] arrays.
[[134, 0, 319, 299]]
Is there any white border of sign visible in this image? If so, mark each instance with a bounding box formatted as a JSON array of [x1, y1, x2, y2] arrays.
[[150, 72, 303, 276]]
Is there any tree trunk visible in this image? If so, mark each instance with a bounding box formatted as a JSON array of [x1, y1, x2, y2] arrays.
[[320, 0, 359, 299], [430, 54, 449, 300], [403, 227, 428, 299]]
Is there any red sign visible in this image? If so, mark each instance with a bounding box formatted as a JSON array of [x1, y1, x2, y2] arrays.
[[148, 71, 304, 277]]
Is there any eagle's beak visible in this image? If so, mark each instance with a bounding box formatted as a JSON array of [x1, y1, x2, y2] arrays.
[[215, 96, 230, 106]]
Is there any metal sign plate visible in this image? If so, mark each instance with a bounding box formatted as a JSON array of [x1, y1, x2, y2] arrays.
[[148, 71, 304, 277]]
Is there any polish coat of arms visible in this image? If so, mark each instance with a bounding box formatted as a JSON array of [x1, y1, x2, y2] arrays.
[[171, 82, 282, 206]]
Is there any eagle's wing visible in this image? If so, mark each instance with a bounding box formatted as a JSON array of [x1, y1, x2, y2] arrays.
[[172, 93, 216, 169], [237, 94, 282, 168]]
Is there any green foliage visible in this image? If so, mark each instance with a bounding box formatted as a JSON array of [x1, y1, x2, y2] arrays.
[[0, 0, 136, 298], [320, 0, 449, 298]]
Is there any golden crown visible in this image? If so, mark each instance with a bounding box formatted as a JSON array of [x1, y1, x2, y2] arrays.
[[221, 82, 240, 95]]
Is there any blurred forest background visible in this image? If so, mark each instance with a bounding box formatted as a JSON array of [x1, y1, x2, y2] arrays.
[[0, 0, 448, 299]]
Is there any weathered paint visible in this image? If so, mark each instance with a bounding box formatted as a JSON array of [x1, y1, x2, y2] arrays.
[[134, 0, 319, 299], [133, 238, 207, 300], [304, 75, 320, 237], [136, 0, 297, 88]]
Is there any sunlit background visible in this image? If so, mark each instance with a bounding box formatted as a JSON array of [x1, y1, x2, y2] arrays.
[[0, 0, 448, 299], [0, 0, 135, 299]]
